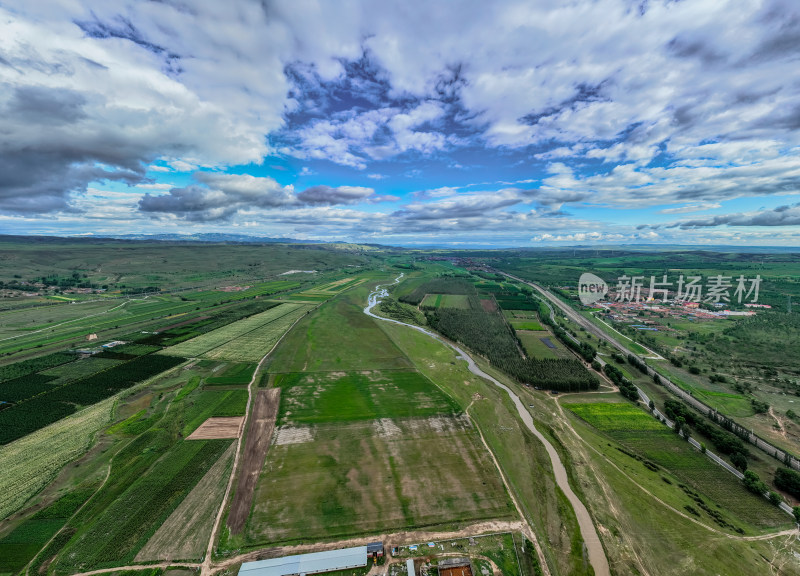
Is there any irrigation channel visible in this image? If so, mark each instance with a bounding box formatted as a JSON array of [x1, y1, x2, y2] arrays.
[[365, 275, 610, 576]]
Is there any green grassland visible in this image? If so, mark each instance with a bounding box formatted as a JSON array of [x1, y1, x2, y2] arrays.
[[377, 320, 591, 576], [551, 402, 798, 576], [565, 402, 790, 531], [509, 319, 543, 330], [204, 362, 256, 386], [420, 293, 473, 309], [245, 416, 514, 545], [273, 371, 460, 425], [231, 279, 517, 551], [268, 280, 413, 372], [567, 402, 667, 431], [516, 331, 560, 359]]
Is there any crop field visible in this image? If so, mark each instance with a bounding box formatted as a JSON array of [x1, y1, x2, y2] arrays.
[[54, 439, 232, 571], [186, 417, 244, 439], [0, 354, 185, 444], [420, 294, 472, 309], [0, 485, 98, 574], [273, 370, 460, 425], [203, 305, 310, 362], [181, 389, 249, 436], [39, 357, 123, 385], [567, 403, 666, 432], [245, 415, 514, 545], [0, 394, 116, 520], [565, 403, 790, 530], [204, 362, 256, 386], [161, 303, 307, 359], [135, 442, 235, 562], [0, 352, 75, 382]]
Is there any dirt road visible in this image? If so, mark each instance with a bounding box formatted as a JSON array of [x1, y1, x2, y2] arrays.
[[227, 388, 280, 534]]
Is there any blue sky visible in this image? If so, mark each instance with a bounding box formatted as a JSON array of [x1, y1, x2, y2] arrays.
[[1, 0, 800, 247]]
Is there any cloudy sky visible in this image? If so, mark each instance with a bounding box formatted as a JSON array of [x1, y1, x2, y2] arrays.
[[2, 0, 800, 247]]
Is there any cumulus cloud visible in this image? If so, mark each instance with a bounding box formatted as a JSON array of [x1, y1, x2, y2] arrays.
[[138, 174, 391, 221], [4, 0, 800, 245], [669, 202, 800, 229]]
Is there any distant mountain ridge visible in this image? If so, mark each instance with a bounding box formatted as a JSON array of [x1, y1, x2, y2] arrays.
[[108, 233, 328, 243]]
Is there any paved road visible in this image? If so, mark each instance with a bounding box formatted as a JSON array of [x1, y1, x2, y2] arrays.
[[365, 276, 610, 576]]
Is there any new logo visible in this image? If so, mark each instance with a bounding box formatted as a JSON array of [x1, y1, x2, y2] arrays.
[[578, 272, 608, 306]]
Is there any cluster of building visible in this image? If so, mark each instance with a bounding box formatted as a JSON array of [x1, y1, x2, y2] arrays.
[[598, 298, 759, 328], [239, 542, 474, 576]]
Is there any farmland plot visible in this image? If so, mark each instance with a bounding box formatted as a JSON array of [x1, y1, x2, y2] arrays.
[[161, 304, 308, 359], [136, 442, 235, 562], [246, 415, 514, 545], [204, 305, 310, 362], [0, 395, 116, 519], [55, 439, 232, 571]]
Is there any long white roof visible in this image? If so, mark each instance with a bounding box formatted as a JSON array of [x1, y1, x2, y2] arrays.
[[240, 546, 368, 576]]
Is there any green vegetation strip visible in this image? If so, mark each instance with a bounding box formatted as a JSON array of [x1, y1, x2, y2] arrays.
[[274, 371, 460, 425]]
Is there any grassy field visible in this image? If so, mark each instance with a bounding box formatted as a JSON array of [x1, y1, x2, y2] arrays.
[[378, 320, 591, 576], [567, 402, 667, 431], [517, 331, 560, 359], [204, 362, 256, 386], [565, 402, 791, 531], [420, 293, 473, 309], [245, 415, 514, 545], [268, 281, 413, 372], [509, 319, 543, 331], [273, 371, 460, 425]]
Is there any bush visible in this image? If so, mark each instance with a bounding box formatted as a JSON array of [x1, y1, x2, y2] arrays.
[[775, 468, 800, 499]]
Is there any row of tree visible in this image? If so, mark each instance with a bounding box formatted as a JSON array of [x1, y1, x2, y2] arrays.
[[427, 307, 598, 391], [603, 363, 639, 401], [663, 398, 750, 470], [536, 302, 596, 362]]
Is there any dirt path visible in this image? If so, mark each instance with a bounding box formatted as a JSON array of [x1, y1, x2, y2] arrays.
[[365, 276, 609, 576], [769, 407, 788, 440], [226, 388, 280, 534]]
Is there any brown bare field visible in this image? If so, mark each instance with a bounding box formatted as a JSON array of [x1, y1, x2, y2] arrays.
[[135, 442, 236, 562], [439, 565, 473, 576], [479, 298, 497, 313], [186, 417, 244, 440], [227, 388, 280, 534]]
